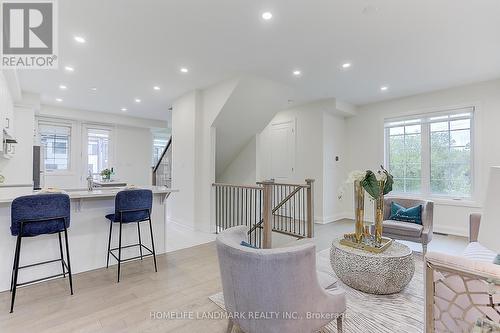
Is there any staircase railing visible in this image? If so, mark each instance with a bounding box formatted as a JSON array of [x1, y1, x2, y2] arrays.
[[212, 179, 315, 248], [152, 137, 172, 186], [213, 183, 263, 248]]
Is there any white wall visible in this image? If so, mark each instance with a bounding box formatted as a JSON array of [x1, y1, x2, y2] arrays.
[[0, 107, 34, 185], [258, 105, 324, 220], [322, 111, 348, 222], [169, 91, 199, 229], [217, 136, 256, 185], [345, 79, 500, 236], [257, 104, 349, 223], [39, 105, 159, 188], [114, 125, 152, 186]]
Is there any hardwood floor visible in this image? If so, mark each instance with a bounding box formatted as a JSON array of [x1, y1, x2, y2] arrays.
[[0, 242, 227, 333], [0, 220, 467, 333]]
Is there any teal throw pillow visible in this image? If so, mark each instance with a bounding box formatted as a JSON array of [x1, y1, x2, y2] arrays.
[[389, 202, 423, 225], [240, 241, 257, 249]]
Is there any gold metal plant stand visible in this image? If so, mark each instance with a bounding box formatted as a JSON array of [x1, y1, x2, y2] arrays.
[[340, 235, 393, 253], [341, 180, 392, 253]]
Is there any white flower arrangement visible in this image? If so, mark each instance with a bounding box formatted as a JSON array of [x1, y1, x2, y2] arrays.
[[338, 166, 393, 200], [346, 170, 367, 183]]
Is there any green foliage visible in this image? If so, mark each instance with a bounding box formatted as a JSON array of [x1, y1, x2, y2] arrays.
[[388, 124, 471, 196], [382, 168, 394, 195], [361, 170, 380, 199]]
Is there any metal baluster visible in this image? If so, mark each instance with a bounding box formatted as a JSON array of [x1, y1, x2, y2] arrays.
[[254, 189, 257, 245], [293, 188, 296, 235], [303, 187, 306, 237], [215, 186, 219, 233]]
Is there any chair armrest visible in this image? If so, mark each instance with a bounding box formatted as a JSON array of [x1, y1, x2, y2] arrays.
[[469, 213, 481, 243], [426, 251, 500, 280]]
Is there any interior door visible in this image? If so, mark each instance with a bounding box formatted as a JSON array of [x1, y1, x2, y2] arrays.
[[270, 120, 295, 183]]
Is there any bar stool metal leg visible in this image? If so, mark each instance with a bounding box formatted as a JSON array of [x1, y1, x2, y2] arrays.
[[148, 212, 158, 272], [10, 226, 23, 313], [106, 221, 113, 268], [117, 217, 123, 283], [10, 233, 21, 292], [137, 221, 143, 260], [63, 225, 74, 295], [58, 232, 66, 278]]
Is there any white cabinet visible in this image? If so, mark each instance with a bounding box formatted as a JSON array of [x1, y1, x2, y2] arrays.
[[0, 72, 16, 158]]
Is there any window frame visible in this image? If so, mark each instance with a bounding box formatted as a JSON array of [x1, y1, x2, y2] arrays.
[[384, 106, 475, 202], [82, 123, 115, 179], [38, 119, 73, 175]]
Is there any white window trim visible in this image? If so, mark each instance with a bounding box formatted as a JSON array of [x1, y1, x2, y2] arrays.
[[81, 123, 115, 179], [383, 104, 477, 205], [37, 117, 76, 176]]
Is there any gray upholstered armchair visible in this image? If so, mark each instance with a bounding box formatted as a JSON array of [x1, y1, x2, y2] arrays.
[[216, 226, 346, 333], [371, 197, 434, 254]]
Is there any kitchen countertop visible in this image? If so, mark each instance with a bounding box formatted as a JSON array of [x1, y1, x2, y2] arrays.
[[0, 186, 178, 204]]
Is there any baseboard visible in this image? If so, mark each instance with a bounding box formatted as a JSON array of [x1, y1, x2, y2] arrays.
[[315, 212, 353, 224], [167, 218, 196, 231], [433, 225, 468, 238]]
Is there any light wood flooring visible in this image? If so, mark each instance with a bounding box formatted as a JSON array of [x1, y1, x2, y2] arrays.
[[0, 220, 468, 333], [0, 242, 226, 333]]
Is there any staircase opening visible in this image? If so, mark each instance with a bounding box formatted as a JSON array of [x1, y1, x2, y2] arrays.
[[212, 179, 315, 248], [152, 136, 172, 187]]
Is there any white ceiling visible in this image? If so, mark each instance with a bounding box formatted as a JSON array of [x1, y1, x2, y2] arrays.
[[18, 0, 500, 120]]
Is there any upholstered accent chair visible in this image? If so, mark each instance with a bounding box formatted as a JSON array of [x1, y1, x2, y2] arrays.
[[425, 214, 500, 332], [370, 197, 434, 254], [216, 226, 346, 333]]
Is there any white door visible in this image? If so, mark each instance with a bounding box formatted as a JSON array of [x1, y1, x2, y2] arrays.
[[270, 120, 295, 182]]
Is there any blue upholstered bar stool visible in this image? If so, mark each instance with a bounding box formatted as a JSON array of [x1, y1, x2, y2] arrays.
[[10, 193, 73, 313], [105, 189, 157, 283]]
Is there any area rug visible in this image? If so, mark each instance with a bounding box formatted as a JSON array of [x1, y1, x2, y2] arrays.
[[209, 248, 424, 333]]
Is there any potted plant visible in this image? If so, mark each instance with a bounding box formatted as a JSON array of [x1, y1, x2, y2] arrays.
[[100, 168, 112, 182]]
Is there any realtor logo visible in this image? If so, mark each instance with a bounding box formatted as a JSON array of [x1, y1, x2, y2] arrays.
[[1, 0, 58, 69]]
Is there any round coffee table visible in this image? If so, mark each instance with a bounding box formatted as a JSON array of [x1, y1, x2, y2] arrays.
[[330, 238, 415, 295]]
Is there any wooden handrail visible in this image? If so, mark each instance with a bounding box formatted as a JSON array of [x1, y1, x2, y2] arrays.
[[212, 183, 262, 190], [256, 181, 310, 188], [213, 178, 315, 248]]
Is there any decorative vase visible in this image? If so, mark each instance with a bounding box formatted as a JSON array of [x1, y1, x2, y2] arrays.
[[354, 180, 365, 243], [374, 180, 384, 244]]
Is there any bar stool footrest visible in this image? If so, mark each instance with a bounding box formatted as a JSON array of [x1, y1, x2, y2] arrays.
[[14, 258, 70, 288], [109, 243, 154, 263]]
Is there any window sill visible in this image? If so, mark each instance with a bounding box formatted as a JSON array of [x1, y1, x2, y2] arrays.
[[45, 171, 76, 177], [386, 194, 481, 208]]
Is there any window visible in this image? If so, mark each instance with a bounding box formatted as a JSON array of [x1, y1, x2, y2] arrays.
[[39, 123, 71, 172], [385, 107, 474, 199], [87, 128, 111, 175]]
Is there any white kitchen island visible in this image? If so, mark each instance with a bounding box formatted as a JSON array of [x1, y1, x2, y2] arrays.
[[0, 186, 177, 292]]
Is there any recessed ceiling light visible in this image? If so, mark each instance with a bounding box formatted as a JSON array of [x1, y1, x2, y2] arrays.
[[153, 86, 161, 91], [64, 66, 74, 72], [55, 98, 63, 102], [135, 98, 141, 103], [90, 87, 97, 91], [59, 84, 67, 90], [380, 86, 389, 91], [342, 63, 352, 69], [262, 12, 273, 20], [74, 36, 86, 43], [121, 107, 128, 112], [180, 67, 189, 73], [293, 70, 302, 76]]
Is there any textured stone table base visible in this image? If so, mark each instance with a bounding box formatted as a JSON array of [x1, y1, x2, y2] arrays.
[[330, 238, 415, 295]]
